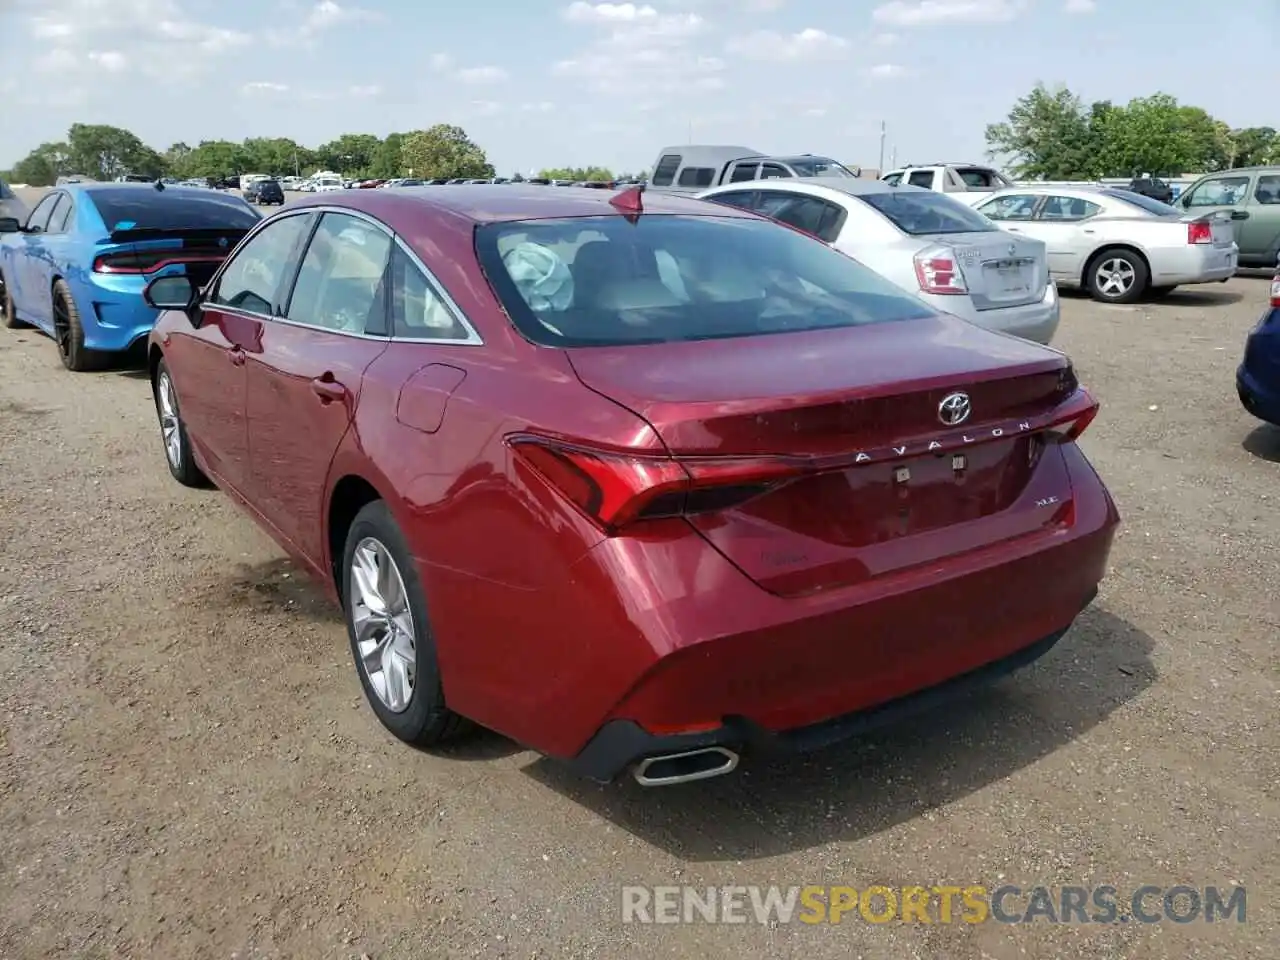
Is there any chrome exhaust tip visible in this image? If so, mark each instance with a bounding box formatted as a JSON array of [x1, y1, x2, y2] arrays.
[[631, 746, 739, 787]]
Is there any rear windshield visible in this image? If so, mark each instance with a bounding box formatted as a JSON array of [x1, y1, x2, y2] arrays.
[[474, 214, 937, 348], [786, 157, 855, 178], [1101, 188, 1179, 216], [88, 187, 262, 232], [858, 189, 997, 235]]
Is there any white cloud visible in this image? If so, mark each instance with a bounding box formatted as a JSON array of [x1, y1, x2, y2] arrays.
[[241, 81, 289, 93], [874, 31, 899, 45], [455, 66, 509, 84], [469, 100, 502, 117], [725, 27, 848, 61], [555, 0, 717, 95], [863, 63, 909, 79], [562, 2, 657, 23], [88, 50, 128, 71], [348, 84, 382, 96], [872, 0, 1026, 27], [430, 56, 512, 84], [520, 101, 557, 112], [1064, 0, 1096, 12]]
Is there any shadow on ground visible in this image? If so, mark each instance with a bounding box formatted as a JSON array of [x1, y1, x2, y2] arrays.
[[1242, 424, 1280, 463], [1154, 288, 1243, 307], [524, 606, 1155, 861], [203, 557, 343, 624]]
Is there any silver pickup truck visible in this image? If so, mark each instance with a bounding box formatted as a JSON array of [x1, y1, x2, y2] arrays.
[[648, 145, 860, 193]]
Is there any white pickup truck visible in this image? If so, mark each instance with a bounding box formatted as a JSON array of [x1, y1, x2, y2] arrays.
[[880, 163, 1015, 207]]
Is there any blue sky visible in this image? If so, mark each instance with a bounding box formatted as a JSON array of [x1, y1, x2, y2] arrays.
[[2, 0, 1277, 176]]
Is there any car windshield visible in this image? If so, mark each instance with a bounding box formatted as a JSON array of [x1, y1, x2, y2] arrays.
[[474, 214, 938, 348], [786, 157, 855, 178], [1101, 188, 1180, 216], [89, 187, 262, 232], [858, 189, 997, 235]]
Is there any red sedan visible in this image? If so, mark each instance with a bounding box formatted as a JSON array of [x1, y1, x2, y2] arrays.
[[143, 185, 1119, 786]]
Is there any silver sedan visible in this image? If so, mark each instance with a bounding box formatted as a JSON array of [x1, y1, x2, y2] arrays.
[[971, 186, 1238, 303], [698, 178, 1060, 344]]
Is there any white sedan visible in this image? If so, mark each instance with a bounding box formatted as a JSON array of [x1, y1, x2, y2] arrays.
[[698, 178, 1059, 344], [971, 186, 1238, 303]]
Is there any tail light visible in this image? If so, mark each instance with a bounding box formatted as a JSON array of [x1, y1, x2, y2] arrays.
[[93, 251, 225, 274], [1270, 273, 1280, 308], [914, 247, 967, 295], [508, 436, 804, 532], [1186, 220, 1213, 245], [1043, 388, 1100, 442]]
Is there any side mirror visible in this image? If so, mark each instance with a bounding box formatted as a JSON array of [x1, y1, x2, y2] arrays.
[[0, 217, 20, 233], [144, 274, 196, 311]]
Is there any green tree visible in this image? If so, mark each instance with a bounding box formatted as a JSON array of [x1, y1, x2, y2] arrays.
[[316, 133, 382, 176], [401, 125, 492, 179], [177, 140, 250, 180], [369, 133, 407, 179], [9, 142, 72, 186], [65, 123, 163, 179], [984, 84, 1098, 180], [1230, 127, 1278, 167], [537, 166, 615, 181]]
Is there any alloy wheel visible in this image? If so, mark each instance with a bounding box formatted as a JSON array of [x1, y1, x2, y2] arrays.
[[1095, 258, 1136, 299], [156, 371, 183, 468], [349, 537, 417, 713], [52, 294, 72, 357]]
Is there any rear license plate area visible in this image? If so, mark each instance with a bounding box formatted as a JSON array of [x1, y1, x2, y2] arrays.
[[986, 259, 1033, 297]]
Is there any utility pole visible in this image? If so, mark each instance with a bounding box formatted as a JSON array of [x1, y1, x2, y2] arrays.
[[891, 147, 898, 169], [878, 121, 886, 174]]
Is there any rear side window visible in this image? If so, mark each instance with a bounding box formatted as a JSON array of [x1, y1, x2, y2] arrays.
[[389, 244, 470, 341], [89, 187, 262, 232], [729, 163, 758, 183], [755, 192, 846, 243], [677, 167, 715, 187], [882, 173, 903, 186], [47, 195, 75, 233], [954, 167, 1006, 188], [907, 171, 934, 188], [651, 154, 681, 187], [1038, 196, 1101, 221], [1100, 188, 1179, 216], [474, 214, 936, 348], [859, 190, 996, 235]]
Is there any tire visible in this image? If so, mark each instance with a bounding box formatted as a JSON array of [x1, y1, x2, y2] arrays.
[[152, 358, 208, 487], [1, 269, 27, 329], [52, 279, 103, 371], [1086, 248, 1148, 304], [341, 500, 468, 747]]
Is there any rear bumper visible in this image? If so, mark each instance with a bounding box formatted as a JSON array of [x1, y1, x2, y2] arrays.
[[934, 282, 1060, 345], [78, 278, 164, 352], [1238, 364, 1280, 427], [565, 601, 1089, 783], [1151, 244, 1237, 285], [525, 443, 1120, 777]]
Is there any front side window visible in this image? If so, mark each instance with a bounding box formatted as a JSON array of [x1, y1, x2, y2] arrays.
[[475, 214, 936, 348], [286, 213, 392, 334], [787, 157, 854, 178], [977, 194, 1039, 221], [1184, 176, 1251, 207], [729, 163, 758, 183], [882, 172, 903, 186], [860, 189, 997, 235], [1038, 195, 1101, 221], [759, 163, 790, 180], [25, 193, 60, 232], [907, 171, 934, 189], [210, 213, 314, 315]]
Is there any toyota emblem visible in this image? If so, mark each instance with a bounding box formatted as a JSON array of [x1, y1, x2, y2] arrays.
[[938, 391, 971, 426]]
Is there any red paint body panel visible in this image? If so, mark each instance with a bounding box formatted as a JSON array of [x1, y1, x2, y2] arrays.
[[149, 186, 1120, 768]]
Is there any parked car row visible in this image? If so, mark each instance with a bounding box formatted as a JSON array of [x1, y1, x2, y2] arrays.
[[1, 177, 1272, 790]]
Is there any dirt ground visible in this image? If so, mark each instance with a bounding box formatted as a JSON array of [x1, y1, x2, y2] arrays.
[[1, 187, 1278, 958]]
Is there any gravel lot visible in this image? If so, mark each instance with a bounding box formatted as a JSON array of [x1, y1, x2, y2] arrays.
[[1, 186, 1278, 959]]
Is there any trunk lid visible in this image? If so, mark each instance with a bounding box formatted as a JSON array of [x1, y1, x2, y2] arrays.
[[934, 231, 1047, 311], [566, 316, 1084, 597]]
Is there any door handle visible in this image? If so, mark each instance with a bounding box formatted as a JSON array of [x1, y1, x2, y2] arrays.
[[1230, 210, 1250, 221], [1005, 227, 1021, 232], [228, 346, 245, 366], [310, 374, 347, 403]]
